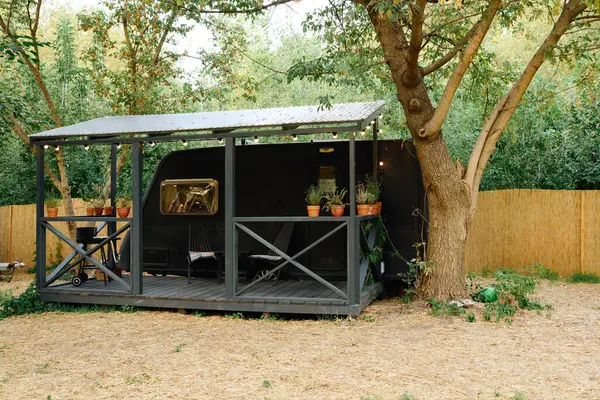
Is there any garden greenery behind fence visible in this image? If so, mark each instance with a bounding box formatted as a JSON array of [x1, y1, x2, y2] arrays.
[[0, 189, 599, 276]]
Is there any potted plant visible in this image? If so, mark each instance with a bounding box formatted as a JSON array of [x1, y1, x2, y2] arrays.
[[90, 184, 105, 216], [356, 183, 373, 216], [46, 197, 61, 218], [305, 185, 323, 217], [365, 175, 381, 215], [103, 201, 114, 216], [117, 197, 131, 218], [83, 195, 95, 216], [323, 187, 347, 217]]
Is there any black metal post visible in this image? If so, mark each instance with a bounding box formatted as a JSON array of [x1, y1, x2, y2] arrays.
[[35, 145, 46, 289], [110, 144, 117, 235], [347, 131, 360, 305], [373, 119, 379, 180], [131, 142, 143, 295], [225, 137, 236, 297]]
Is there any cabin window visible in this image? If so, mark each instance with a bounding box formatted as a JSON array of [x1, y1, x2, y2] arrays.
[[318, 166, 336, 193], [160, 179, 219, 215]]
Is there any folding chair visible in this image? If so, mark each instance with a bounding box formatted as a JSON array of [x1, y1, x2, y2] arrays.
[[187, 223, 220, 283], [248, 222, 294, 284]]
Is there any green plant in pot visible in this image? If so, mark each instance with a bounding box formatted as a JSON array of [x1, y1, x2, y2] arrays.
[[117, 197, 131, 218], [45, 194, 61, 218], [365, 175, 382, 214], [323, 187, 347, 217], [91, 184, 105, 216], [305, 185, 323, 217], [356, 183, 375, 216]]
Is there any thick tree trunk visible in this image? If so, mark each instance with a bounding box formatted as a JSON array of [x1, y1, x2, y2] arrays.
[[413, 136, 471, 299]]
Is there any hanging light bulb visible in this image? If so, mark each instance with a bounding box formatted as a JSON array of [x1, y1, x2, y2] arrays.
[[378, 114, 383, 120], [116, 143, 122, 149], [366, 125, 371, 130], [182, 139, 188, 146], [253, 136, 259, 143], [379, 161, 384, 167], [218, 138, 223, 144], [84, 144, 90, 151], [54, 145, 60, 151], [360, 130, 366, 136], [378, 129, 383, 134], [371, 120, 375, 125], [149, 141, 156, 147], [332, 133, 338, 139], [43, 144, 49, 149], [292, 134, 298, 141]]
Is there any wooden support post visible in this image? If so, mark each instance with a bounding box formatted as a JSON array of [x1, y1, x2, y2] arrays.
[[373, 119, 379, 180], [131, 142, 143, 295], [7, 205, 12, 261], [110, 144, 117, 235], [225, 137, 236, 298], [347, 131, 360, 305], [35, 145, 46, 289]]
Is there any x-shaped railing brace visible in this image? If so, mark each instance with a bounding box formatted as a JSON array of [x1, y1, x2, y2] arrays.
[[235, 222, 348, 299], [42, 222, 131, 291]]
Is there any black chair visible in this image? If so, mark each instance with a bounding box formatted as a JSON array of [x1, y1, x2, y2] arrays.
[[187, 223, 220, 283], [248, 222, 294, 284]]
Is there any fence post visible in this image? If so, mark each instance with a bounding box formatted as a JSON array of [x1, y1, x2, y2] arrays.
[[7, 205, 12, 261], [580, 191, 585, 274]]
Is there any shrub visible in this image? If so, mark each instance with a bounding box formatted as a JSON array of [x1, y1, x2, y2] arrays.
[[569, 272, 600, 284]]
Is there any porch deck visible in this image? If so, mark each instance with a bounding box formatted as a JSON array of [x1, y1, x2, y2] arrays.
[[39, 275, 382, 316]]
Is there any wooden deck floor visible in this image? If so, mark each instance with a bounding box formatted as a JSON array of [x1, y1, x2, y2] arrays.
[[40, 275, 381, 316]]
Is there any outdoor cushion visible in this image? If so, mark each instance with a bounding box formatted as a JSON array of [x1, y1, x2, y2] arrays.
[[189, 251, 216, 262], [249, 254, 283, 262]]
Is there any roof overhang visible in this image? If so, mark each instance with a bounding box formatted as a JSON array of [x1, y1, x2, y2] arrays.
[[30, 101, 385, 146]]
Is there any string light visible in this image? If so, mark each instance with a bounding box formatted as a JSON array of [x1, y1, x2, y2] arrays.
[[378, 129, 383, 134], [332, 133, 338, 139], [182, 139, 188, 146], [43, 144, 49, 149], [54, 145, 60, 151], [292, 134, 297, 141], [371, 120, 375, 125], [360, 131, 366, 136], [218, 138, 223, 144], [253, 136, 259, 143], [149, 141, 156, 147], [116, 143, 122, 149], [379, 161, 384, 167], [84, 144, 90, 151], [378, 114, 383, 120]]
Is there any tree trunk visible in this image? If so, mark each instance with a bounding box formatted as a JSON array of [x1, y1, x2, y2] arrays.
[[413, 135, 471, 300]]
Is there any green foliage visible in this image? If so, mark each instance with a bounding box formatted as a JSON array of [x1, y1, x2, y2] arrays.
[[427, 298, 466, 317], [225, 312, 245, 319], [262, 380, 271, 388], [305, 185, 323, 206], [569, 272, 600, 284], [174, 343, 186, 353], [525, 263, 559, 281]]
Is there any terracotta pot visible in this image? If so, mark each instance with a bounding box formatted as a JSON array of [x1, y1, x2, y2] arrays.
[[330, 205, 345, 217], [85, 207, 95, 216], [376, 201, 382, 214], [369, 203, 380, 215], [357, 204, 372, 216], [103, 206, 114, 216], [117, 207, 131, 218], [307, 205, 320, 217], [47, 208, 59, 218], [93, 207, 103, 216]]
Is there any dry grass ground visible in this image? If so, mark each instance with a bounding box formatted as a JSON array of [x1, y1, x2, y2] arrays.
[[0, 274, 599, 400]]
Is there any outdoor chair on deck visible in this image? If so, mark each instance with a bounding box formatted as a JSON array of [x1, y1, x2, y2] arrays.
[[248, 222, 294, 284], [187, 223, 220, 284]]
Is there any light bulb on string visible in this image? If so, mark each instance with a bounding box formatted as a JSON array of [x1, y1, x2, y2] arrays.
[[84, 144, 90, 151], [182, 139, 188, 146], [253, 136, 259, 143], [332, 133, 338, 139]]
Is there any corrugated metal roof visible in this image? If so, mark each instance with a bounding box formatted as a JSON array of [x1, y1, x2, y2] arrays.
[[30, 101, 384, 140]]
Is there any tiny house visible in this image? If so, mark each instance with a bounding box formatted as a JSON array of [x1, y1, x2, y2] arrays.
[[30, 101, 424, 316]]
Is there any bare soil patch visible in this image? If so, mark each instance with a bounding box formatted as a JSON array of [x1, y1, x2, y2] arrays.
[[0, 278, 599, 399]]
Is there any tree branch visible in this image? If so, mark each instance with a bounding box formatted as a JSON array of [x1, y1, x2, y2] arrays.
[[184, 0, 297, 15], [404, 0, 427, 86], [417, 0, 501, 140], [465, 0, 588, 210], [422, 20, 479, 75]]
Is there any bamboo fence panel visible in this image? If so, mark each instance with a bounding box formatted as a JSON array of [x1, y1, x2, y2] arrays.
[[582, 191, 600, 275], [0, 206, 11, 261], [466, 189, 584, 276]]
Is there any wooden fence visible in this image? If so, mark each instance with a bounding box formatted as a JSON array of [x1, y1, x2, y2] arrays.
[[0, 190, 598, 276], [466, 189, 600, 276]]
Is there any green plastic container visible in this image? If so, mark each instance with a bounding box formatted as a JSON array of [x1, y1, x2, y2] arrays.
[[478, 287, 498, 303]]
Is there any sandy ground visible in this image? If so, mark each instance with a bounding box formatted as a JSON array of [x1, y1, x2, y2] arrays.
[[0, 274, 599, 400]]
